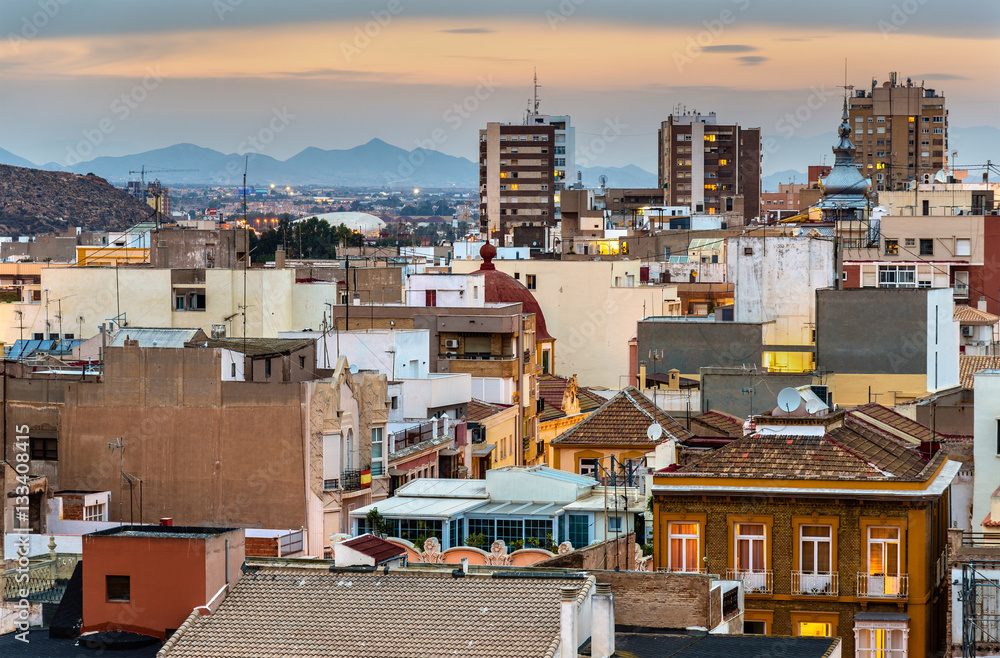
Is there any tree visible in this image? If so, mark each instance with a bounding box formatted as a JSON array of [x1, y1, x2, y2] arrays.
[[365, 508, 388, 536]]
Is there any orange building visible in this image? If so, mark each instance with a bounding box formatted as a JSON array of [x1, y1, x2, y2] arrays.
[[81, 525, 244, 640]]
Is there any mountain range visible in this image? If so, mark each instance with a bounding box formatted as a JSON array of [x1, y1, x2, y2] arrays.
[[2, 124, 996, 190]]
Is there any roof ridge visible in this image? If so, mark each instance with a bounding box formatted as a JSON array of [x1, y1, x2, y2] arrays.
[[156, 607, 201, 657]]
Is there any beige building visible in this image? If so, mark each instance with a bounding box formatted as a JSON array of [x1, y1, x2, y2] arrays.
[[848, 72, 948, 191], [452, 258, 680, 389]]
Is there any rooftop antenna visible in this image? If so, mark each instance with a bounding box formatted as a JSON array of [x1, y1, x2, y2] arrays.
[[533, 68, 540, 114], [243, 156, 249, 357], [108, 437, 125, 526], [837, 58, 854, 103]]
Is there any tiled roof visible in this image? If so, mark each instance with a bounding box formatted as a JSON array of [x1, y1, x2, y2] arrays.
[[673, 424, 937, 481], [982, 512, 1000, 528], [960, 355, 1000, 389], [200, 337, 315, 357], [955, 305, 999, 325], [338, 534, 405, 564], [467, 399, 509, 422], [551, 386, 692, 446], [846, 403, 936, 444], [537, 374, 606, 422], [159, 567, 593, 658], [691, 410, 744, 438]]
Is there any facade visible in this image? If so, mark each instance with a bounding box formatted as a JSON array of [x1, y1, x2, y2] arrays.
[[657, 112, 761, 224], [652, 410, 959, 655], [81, 525, 244, 640], [478, 122, 556, 241], [848, 73, 948, 191], [972, 370, 1000, 532], [526, 111, 575, 191], [351, 466, 644, 551], [761, 183, 802, 223], [954, 304, 998, 355]]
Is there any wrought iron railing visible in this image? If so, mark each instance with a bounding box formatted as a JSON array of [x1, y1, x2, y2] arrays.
[[857, 572, 908, 598], [323, 478, 339, 491], [726, 569, 773, 595], [791, 571, 838, 596], [341, 470, 362, 492], [3, 560, 54, 601]]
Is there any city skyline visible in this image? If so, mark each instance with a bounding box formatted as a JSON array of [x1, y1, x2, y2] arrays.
[[2, 0, 999, 174]]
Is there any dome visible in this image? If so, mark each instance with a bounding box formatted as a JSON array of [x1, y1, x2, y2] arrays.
[[296, 212, 386, 236], [475, 244, 553, 341]]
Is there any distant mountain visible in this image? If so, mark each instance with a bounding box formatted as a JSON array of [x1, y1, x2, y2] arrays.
[[29, 139, 478, 188], [0, 147, 35, 169], [0, 164, 153, 234], [578, 164, 657, 189], [950, 126, 1000, 176], [762, 169, 807, 192]]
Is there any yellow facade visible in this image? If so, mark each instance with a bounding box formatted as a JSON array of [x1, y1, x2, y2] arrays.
[[827, 373, 931, 407], [76, 246, 150, 266]]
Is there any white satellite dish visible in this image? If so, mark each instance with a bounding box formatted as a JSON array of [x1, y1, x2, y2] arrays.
[[777, 387, 802, 413], [647, 423, 664, 442], [349, 363, 359, 375]]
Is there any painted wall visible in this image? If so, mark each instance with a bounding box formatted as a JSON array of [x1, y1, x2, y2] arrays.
[[972, 372, 1000, 530], [280, 329, 430, 380], [453, 259, 679, 388]]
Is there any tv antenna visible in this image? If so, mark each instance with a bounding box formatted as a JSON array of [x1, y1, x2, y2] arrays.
[[533, 68, 540, 114], [777, 387, 802, 413]]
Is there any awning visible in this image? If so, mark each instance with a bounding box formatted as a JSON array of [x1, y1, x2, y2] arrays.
[[472, 443, 497, 456], [439, 448, 461, 457], [387, 468, 406, 476]]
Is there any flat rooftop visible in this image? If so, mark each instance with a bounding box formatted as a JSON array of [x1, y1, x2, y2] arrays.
[[88, 525, 240, 539]]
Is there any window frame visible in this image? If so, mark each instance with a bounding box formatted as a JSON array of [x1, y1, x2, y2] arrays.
[[666, 520, 702, 573], [106, 575, 131, 602]]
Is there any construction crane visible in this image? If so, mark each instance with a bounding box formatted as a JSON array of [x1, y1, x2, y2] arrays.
[[127, 165, 198, 188]]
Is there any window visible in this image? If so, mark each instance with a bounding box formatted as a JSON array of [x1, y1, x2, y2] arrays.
[[866, 526, 901, 596], [524, 519, 552, 546], [231, 363, 237, 378], [668, 522, 701, 572], [568, 514, 589, 548], [798, 622, 830, 637], [879, 265, 915, 288], [796, 525, 833, 594], [30, 432, 57, 461], [735, 523, 766, 574], [579, 458, 598, 478], [856, 625, 907, 657], [933, 127, 943, 134], [884, 239, 898, 255], [956, 238, 971, 256], [264, 358, 272, 378], [904, 238, 915, 247], [106, 575, 130, 602], [299, 355, 306, 369], [744, 620, 766, 635], [607, 516, 623, 534], [919, 238, 933, 255], [996, 418, 1000, 456], [390, 396, 398, 410], [526, 274, 536, 290], [449, 519, 462, 548], [84, 503, 106, 521], [371, 427, 384, 476]]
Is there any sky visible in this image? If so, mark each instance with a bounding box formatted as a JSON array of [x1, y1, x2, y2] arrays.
[[1, 0, 998, 173]]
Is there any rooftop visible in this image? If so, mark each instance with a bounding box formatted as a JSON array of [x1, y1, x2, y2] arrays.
[[690, 410, 744, 438], [551, 386, 692, 446], [88, 525, 240, 539], [582, 632, 840, 657], [199, 337, 315, 357], [159, 566, 594, 658], [109, 327, 207, 349], [954, 305, 999, 325], [960, 355, 1000, 388], [467, 398, 510, 422], [338, 533, 406, 564]]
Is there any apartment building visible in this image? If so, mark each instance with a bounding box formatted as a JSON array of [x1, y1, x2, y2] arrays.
[[657, 112, 761, 225], [848, 72, 948, 191], [478, 122, 556, 241], [652, 407, 959, 655], [526, 112, 575, 191]]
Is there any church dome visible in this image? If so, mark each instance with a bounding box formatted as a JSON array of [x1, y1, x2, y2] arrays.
[[476, 243, 553, 341]]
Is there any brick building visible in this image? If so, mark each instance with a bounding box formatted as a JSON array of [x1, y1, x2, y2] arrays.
[[651, 407, 959, 656]]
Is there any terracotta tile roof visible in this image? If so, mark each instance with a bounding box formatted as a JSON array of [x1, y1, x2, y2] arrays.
[[551, 386, 692, 446], [982, 512, 1000, 528], [954, 305, 1000, 325], [339, 534, 405, 565], [159, 567, 594, 658], [690, 410, 744, 438], [536, 374, 605, 422], [960, 355, 1000, 389], [673, 424, 936, 481], [846, 403, 936, 444], [467, 399, 509, 422]]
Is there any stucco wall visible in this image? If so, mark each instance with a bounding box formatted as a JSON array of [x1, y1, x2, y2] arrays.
[[637, 320, 765, 378]]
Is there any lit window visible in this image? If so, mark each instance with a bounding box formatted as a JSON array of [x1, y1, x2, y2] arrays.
[[718, 159, 728, 166], [668, 522, 701, 572], [799, 622, 831, 637]]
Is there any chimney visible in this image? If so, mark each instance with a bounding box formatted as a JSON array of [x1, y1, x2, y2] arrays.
[[979, 298, 988, 312], [275, 245, 286, 269], [159, 517, 173, 526], [668, 368, 680, 391], [559, 586, 579, 658], [460, 557, 469, 574], [591, 583, 615, 658], [638, 363, 646, 389]]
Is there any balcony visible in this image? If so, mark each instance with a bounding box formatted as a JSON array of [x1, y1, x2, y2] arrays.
[[857, 572, 908, 599], [323, 478, 339, 491], [791, 571, 838, 597], [657, 566, 707, 574], [726, 569, 773, 595], [954, 285, 969, 298], [341, 470, 363, 492]]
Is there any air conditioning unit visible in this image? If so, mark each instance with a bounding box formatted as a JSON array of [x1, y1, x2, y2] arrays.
[[961, 325, 974, 337], [444, 339, 459, 349]]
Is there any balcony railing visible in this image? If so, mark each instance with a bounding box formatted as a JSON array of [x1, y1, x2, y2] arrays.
[[726, 569, 773, 595], [857, 572, 908, 598], [954, 285, 970, 297], [657, 566, 707, 574], [323, 478, 339, 491], [791, 571, 838, 596], [341, 470, 362, 492]]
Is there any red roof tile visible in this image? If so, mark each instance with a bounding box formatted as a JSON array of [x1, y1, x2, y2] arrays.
[[960, 355, 1000, 389], [339, 533, 405, 564], [551, 386, 692, 446]]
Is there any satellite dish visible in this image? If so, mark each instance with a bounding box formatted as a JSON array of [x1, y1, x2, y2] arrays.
[[777, 387, 802, 413], [349, 363, 359, 375], [647, 423, 664, 442], [599, 174, 608, 189]]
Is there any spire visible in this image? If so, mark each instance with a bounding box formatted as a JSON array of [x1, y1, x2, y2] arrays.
[[832, 96, 855, 165]]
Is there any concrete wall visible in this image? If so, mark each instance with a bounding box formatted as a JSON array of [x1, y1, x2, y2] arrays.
[[281, 329, 430, 380], [972, 372, 1000, 530], [397, 374, 471, 419], [637, 319, 765, 378], [700, 368, 816, 418]]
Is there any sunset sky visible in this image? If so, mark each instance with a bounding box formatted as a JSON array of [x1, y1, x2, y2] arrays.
[[2, 0, 998, 173]]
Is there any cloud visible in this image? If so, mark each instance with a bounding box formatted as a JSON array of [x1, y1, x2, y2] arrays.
[[702, 45, 757, 53], [439, 28, 494, 34], [736, 56, 769, 65]]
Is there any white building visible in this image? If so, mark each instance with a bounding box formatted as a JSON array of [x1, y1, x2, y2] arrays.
[[279, 328, 430, 380], [972, 370, 1000, 532]]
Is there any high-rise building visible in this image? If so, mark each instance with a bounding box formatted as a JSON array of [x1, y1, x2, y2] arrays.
[[525, 112, 576, 191], [478, 122, 556, 241], [848, 72, 948, 191], [657, 112, 760, 224]]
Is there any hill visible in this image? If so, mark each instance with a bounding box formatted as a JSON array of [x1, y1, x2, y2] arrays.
[[0, 164, 155, 235]]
